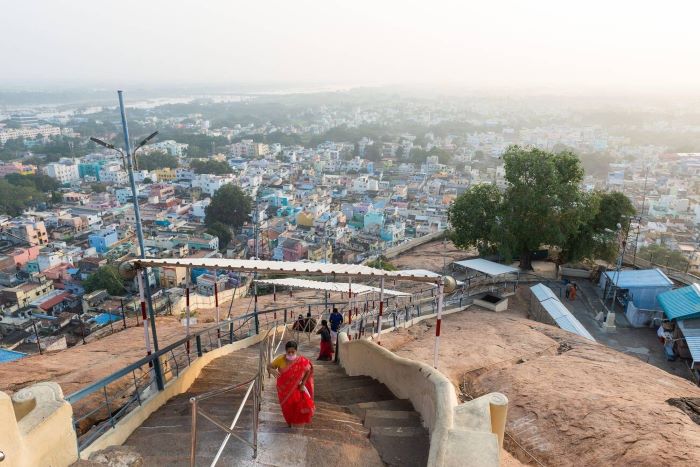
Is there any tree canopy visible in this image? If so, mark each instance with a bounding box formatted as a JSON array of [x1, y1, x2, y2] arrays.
[[638, 244, 689, 271], [204, 184, 252, 231], [448, 146, 635, 269], [206, 221, 232, 251], [190, 159, 232, 175], [83, 265, 125, 296], [137, 150, 178, 171]]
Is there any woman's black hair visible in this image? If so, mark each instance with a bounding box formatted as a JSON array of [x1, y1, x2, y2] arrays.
[[321, 319, 328, 326], [285, 340, 298, 350]]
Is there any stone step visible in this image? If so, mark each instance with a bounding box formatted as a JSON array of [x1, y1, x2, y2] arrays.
[[370, 426, 431, 467], [349, 399, 416, 420], [326, 384, 397, 405], [363, 409, 423, 428]]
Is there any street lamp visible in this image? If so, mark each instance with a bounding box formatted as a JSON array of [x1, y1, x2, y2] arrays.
[[89, 90, 164, 391], [90, 130, 158, 171]]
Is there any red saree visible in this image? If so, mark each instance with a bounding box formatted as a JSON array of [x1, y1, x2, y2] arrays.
[[276, 356, 315, 425]]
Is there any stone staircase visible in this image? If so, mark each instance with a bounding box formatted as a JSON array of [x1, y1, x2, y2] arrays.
[[113, 337, 429, 466]]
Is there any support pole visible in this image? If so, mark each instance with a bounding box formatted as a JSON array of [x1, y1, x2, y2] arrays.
[[214, 273, 221, 348], [137, 271, 153, 362], [378, 277, 384, 345], [185, 267, 191, 354], [433, 281, 444, 369]]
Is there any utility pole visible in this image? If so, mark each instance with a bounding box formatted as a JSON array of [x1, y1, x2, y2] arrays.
[[117, 91, 164, 391]]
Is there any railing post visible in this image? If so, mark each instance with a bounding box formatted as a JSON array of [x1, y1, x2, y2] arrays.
[[190, 398, 197, 467], [196, 335, 203, 357], [229, 322, 234, 343]]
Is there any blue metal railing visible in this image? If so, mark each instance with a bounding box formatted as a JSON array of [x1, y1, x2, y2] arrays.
[[66, 299, 362, 452]]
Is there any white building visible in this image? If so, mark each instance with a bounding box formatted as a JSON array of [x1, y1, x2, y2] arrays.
[[44, 161, 79, 184], [191, 174, 237, 196], [99, 162, 128, 185]]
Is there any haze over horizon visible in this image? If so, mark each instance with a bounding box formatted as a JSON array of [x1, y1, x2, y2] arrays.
[[2, 0, 700, 95]]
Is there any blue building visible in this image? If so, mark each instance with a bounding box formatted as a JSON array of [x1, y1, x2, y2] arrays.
[[363, 210, 385, 233], [79, 162, 105, 180], [89, 227, 119, 253], [599, 268, 673, 327]]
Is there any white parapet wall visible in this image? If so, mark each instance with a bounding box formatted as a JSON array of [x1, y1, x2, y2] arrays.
[[338, 332, 507, 467], [0, 382, 79, 467]]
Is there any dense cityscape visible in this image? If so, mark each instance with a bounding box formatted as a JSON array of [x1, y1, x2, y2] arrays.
[[3, 1, 700, 465]]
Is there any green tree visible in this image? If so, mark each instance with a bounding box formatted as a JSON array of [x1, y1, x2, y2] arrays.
[[90, 182, 107, 193], [190, 159, 232, 175], [206, 221, 232, 251], [204, 184, 252, 232], [366, 256, 397, 271], [0, 179, 42, 216], [83, 265, 125, 295], [137, 150, 179, 171], [449, 146, 602, 270], [448, 184, 502, 255], [364, 144, 382, 162], [5, 172, 60, 192], [638, 244, 689, 270]]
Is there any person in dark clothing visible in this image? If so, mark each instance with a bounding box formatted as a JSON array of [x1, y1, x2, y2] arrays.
[[328, 307, 343, 343], [293, 314, 306, 331], [317, 320, 333, 361], [304, 312, 317, 332]]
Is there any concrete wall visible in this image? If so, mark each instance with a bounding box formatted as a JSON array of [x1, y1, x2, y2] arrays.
[[0, 382, 78, 467], [338, 326, 507, 466], [79, 328, 274, 459], [381, 230, 445, 260], [168, 284, 248, 315]]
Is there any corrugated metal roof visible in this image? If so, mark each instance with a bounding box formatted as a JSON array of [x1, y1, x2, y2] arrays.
[[677, 319, 700, 368], [603, 268, 673, 288], [255, 278, 410, 297], [454, 259, 519, 276], [132, 258, 440, 283], [531, 283, 596, 342], [0, 348, 27, 364], [658, 284, 700, 321], [530, 283, 559, 302]]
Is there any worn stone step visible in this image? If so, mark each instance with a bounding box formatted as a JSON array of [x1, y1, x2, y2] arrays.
[[370, 426, 431, 467], [363, 409, 423, 428], [326, 385, 396, 405], [349, 399, 416, 420]]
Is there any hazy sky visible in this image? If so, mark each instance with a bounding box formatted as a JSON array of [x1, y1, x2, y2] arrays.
[[2, 0, 700, 93]]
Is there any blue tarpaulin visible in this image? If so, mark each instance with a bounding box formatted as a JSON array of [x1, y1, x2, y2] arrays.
[[599, 268, 673, 311], [0, 348, 27, 364]]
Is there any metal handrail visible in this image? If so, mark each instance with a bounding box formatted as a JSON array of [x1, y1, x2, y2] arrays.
[[189, 323, 281, 466]]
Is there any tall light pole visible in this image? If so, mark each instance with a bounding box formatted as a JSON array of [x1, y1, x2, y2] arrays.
[[90, 91, 164, 390]]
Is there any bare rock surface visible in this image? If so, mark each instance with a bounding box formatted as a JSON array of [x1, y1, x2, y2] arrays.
[[381, 309, 700, 466]]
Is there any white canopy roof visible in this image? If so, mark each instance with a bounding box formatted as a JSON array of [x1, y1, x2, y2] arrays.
[[454, 258, 519, 277], [255, 278, 410, 297], [129, 258, 440, 283]]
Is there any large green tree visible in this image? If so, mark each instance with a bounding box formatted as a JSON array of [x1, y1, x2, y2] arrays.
[[83, 265, 125, 295], [206, 221, 232, 251], [448, 146, 635, 270], [190, 159, 232, 175], [204, 184, 252, 232], [137, 150, 178, 171]]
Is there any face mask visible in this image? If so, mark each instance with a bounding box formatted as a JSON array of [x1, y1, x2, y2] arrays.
[[286, 353, 298, 361]]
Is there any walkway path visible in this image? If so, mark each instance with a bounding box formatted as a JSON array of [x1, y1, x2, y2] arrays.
[[121, 334, 430, 466]]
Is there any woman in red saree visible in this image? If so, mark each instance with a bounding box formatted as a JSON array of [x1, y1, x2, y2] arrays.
[[317, 319, 334, 361], [268, 341, 315, 427]]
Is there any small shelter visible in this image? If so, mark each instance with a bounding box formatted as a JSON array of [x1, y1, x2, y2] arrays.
[[453, 258, 519, 295], [598, 268, 673, 327], [529, 283, 595, 341]]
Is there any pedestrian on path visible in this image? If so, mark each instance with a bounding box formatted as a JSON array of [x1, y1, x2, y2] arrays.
[[268, 340, 315, 427], [565, 283, 571, 300], [329, 307, 343, 343], [570, 283, 577, 301], [317, 319, 334, 361]]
